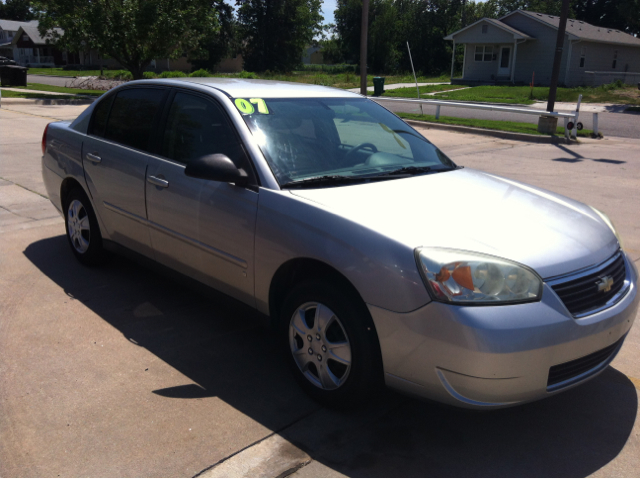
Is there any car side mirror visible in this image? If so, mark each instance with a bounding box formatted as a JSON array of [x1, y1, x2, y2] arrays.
[[184, 154, 248, 186]]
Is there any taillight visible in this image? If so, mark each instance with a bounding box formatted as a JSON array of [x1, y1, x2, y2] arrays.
[[41, 123, 50, 155]]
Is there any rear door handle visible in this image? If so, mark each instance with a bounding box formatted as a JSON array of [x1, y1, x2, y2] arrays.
[[147, 176, 169, 188], [86, 152, 102, 163]]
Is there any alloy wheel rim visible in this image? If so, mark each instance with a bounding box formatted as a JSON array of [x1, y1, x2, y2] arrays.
[[289, 302, 352, 390], [67, 199, 91, 254]]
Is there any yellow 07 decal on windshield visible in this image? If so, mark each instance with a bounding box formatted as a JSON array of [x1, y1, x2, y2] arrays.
[[234, 98, 269, 115]]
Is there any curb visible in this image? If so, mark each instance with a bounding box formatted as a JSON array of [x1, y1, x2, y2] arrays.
[[403, 119, 574, 144], [0, 97, 95, 105]]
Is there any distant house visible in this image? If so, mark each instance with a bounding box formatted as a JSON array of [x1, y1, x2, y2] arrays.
[[0, 20, 71, 67], [0, 19, 35, 60], [444, 10, 640, 86], [302, 45, 324, 65]]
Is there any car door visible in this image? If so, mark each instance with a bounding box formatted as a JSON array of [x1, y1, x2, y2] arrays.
[[145, 90, 259, 305], [83, 87, 168, 256]]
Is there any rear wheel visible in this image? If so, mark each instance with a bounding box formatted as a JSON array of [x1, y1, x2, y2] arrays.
[[64, 188, 104, 265], [280, 280, 383, 407]]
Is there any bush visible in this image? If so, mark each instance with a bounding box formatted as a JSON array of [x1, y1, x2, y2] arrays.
[[159, 70, 188, 78], [300, 64, 357, 74], [190, 69, 212, 77], [237, 70, 259, 79], [143, 71, 157, 79], [103, 70, 132, 80]]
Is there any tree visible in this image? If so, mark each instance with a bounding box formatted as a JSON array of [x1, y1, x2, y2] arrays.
[[318, 24, 345, 64], [0, 0, 35, 20], [32, 0, 221, 79], [190, 0, 238, 72], [237, 0, 323, 72]]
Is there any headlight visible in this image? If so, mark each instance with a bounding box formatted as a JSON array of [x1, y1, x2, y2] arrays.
[[590, 206, 623, 248], [415, 247, 542, 304]]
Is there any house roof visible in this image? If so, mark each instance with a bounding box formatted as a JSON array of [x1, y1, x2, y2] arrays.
[[502, 10, 640, 47], [0, 19, 38, 32], [11, 23, 63, 45], [444, 17, 533, 41]]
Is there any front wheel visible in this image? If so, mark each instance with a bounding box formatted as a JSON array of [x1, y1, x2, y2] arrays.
[[280, 280, 383, 407]]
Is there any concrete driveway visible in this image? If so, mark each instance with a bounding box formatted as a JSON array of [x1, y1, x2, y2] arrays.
[[1, 101, 639, 477]]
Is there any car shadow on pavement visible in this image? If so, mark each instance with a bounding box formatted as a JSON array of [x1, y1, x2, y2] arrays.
[[24, 235, 638, 478]]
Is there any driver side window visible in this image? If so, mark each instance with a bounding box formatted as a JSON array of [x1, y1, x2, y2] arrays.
[[162, 92, 246, 168]]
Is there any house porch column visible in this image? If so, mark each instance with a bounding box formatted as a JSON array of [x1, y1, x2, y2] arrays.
[[510, 40, 518, 83], [450, 40, 456, 80]]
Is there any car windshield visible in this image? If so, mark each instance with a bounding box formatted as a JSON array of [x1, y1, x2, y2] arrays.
[[237, 97, 456, 186]]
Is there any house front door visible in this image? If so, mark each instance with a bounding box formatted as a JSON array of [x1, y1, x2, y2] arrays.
[[498, 46, 511, 77]]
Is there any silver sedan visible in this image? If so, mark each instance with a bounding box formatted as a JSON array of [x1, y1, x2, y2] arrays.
[[41, 78, 638, 408]]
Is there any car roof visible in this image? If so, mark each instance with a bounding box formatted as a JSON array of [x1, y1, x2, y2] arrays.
[[130, 77, 363, 99]]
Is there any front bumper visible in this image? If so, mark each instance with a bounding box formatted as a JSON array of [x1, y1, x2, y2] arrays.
[[369, 252, 638, 408]]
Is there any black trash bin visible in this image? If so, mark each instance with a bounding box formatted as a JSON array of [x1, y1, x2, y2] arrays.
[[373, 76, 385, 96], [0, 65, 28, 87]]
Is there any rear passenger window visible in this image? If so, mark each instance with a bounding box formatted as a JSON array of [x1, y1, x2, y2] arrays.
[[89, 94, 114, 137], [162, 92, 246, 166], [104, 88, 165, 152]]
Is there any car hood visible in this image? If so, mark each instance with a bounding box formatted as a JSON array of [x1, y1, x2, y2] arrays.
[[289, 168, 619, 279]]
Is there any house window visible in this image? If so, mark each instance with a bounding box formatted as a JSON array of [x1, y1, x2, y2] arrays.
[[482, 25, 488, 34], [580, 46, 586, 68], [475, 45, 493, 62], [612, 50, 617, 69], [23, 34, 28, 41]]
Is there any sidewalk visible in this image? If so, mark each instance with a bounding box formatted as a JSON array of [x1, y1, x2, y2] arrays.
[[346, 81, 449, 93], [0, 87, 86, 97]]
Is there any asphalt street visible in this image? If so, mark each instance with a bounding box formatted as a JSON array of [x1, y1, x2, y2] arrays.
[[26, 74, 640, 139], [1, 100, 640, 477]]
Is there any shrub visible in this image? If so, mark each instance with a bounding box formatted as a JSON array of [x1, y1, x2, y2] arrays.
[[104, 70, 132, 81], [190, 69, 212, 77], [143, 71, 157, 79], [238, 70, 258, 79], [300, 64, 357, 74], [159, 70, 188, 78]]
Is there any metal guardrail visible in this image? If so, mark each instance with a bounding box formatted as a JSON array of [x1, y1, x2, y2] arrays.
[[373, 95, 597, 138]]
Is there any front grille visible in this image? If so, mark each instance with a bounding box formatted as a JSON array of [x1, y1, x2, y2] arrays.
[[547, 336, 624, 388], [550, 253, 626, 316]]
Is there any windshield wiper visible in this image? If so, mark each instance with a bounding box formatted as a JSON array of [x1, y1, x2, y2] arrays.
[[280, 175, 367, 189], [374, 166, 434, 177]]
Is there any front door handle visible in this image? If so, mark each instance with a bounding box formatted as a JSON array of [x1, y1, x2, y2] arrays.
[[147, 176, 169, 188], [86, 152, 102, 163]]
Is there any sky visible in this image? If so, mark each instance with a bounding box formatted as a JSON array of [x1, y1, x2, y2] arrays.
[[321, 0, 338, 25]]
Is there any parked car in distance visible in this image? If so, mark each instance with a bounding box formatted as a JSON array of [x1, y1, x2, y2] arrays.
[[0, 56, 17, 66], [41, 78, 638, 408]]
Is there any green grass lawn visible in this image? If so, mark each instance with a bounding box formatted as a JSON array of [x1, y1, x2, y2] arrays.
[[381, 84, 466, 98], [432, 84, 640, 105], [397, 112, 595, 138]]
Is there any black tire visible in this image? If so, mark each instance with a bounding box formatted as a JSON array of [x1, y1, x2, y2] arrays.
[[280, 279, 383, 408], [64, 187, 104, 266]]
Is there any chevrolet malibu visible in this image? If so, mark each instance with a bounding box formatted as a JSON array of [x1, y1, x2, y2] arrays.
[[41, 78, 638, 408]]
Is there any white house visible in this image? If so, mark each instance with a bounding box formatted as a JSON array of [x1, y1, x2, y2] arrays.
[[444, 10, 640, 86]]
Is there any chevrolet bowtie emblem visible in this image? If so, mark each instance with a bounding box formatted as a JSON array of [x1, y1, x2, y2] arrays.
[[596, 276, 614, 293]]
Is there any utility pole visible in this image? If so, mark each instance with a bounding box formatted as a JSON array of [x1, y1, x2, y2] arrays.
[[461, 0, 467, 27], [547, 0, 570, 113], [537, 0, 570, 133], [360, 0, 369, 95]]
